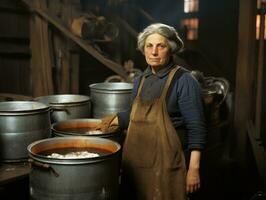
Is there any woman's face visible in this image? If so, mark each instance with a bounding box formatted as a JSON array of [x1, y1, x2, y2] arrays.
[[144, 33, 171, 71]]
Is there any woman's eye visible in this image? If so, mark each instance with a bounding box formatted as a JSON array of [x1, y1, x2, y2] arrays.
[[158, 44, 166, 48], [145, 44, 153, 48]]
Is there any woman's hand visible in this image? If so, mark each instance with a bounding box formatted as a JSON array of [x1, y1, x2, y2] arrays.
[[186, 150, 201, 193], [95, 115, 119, 133], [186, 166, 200, 193]]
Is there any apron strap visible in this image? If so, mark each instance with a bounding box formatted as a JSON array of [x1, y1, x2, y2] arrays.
[[160, 65, 181, 100], [136, 75, 146, 97], [136, 65, 181, 98]]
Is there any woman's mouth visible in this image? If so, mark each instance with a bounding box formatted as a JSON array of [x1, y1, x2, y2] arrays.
[[149, 58, 160, 62]]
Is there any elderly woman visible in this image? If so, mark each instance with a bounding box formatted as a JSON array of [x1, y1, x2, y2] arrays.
[[101, 23, 206, 200]]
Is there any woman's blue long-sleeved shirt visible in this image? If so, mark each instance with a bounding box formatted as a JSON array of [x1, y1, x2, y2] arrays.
[[117, 63, 206, 150]]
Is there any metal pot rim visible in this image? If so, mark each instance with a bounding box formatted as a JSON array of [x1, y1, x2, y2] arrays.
[[51, 118, 119, 137], [34, 94, 90, 105], [89, 82, 133, 91], [27, 136, 121, 165], [53, 131, 119, 137], [0, 101, 50, 114]]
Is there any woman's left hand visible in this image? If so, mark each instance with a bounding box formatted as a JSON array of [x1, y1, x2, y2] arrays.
[[186, 167, 200, 193]]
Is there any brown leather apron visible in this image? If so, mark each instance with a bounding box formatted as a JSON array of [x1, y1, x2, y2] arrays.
[[121, 66, 187, 200]]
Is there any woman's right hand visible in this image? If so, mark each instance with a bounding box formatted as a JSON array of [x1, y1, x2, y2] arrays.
[[95, 115, 119, 133]]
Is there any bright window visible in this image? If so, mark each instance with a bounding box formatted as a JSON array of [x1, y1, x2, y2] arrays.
[[256, 15, 266, 39], [181, 18, 199, 40], [184, 0, 199, 13]]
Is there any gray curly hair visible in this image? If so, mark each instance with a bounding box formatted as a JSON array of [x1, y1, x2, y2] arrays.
[[137, 23, 184, 54]]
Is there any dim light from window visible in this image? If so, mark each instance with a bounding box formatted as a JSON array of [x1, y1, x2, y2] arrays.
[[256, 15, 266, 39], [184, 0, 199, 13], [181, 18, 199, 40]]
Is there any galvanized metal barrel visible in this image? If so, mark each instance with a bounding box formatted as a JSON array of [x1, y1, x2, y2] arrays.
[[0, 101, 51, 162], [35, 94, 91, 123], [28, 136, 121, 200], [89, 82, 133, 118]]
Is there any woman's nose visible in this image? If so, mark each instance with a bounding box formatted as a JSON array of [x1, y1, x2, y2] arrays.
[[151, 46, 158, 55]]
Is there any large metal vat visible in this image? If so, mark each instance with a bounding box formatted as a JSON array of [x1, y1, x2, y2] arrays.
[[0, 101, 51, 162], [28, 136, 121, 200], [35, 94, 91, 123], [89, 82, 133, 118], [52, 118, 122, 144]]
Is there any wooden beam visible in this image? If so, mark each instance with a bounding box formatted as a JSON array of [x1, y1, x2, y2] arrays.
[[0, 44, 30, 55], [22, 0, 128, 80], [234, 0, 257, 164], [0, 6, 29, 14], [30, 0, 54, 96], [0, 36, 29, 43], [68, 0, 81, 94], [0, 163, 30, 186], [247, 121, 266, 185], [0, 93, 33, 101], [0, 0, 29, 14], [70, 52, 79, 93], [61, 0, 80, 94], [255, 1, 266, 137], [135, 7, 156, 23], [115, 16, 138, 38]]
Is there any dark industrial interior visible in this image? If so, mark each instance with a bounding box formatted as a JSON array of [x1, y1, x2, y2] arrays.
[[0, 0, 266, 199]]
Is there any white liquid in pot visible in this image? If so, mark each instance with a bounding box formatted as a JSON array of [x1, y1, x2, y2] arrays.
[[47, 151, 99, 159]]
